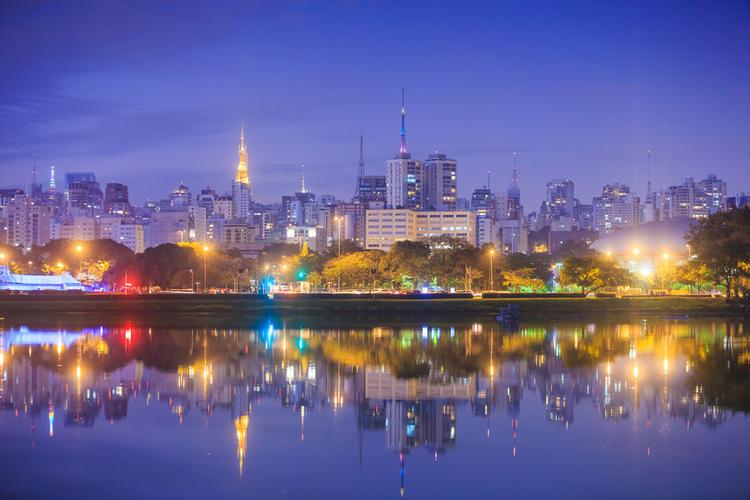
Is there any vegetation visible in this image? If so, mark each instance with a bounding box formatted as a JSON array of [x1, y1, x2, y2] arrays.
[[686, 207, 750, 300], [559, 254, 631, 294]]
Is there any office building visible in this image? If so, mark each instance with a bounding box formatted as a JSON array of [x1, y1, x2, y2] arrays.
[[423, 152, 457, 211], [365, 209, 475, 251], [592, 183, 640, 234], [103, 183, 131, 216]]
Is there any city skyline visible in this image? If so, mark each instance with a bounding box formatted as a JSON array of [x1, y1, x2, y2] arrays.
[[1, 1, 749, 212]]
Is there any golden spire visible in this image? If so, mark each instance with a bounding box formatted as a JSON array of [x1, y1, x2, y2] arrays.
[[235, 126, 250, 185]]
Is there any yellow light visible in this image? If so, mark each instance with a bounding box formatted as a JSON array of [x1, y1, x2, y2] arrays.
[[0, 351, 4, 367], [75, 244, 83, 253], [663, 358, 669, 375], [632, 247, 640, 256], [76, 364, 81, 379], [605, 250, 612, 257], [203, 245, 209, 252], [662, 252, 670, 260], [632, 365, 639, 379], [56, 262, 64, 269]]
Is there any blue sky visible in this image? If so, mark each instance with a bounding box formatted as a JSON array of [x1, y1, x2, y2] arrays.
[[1, 0, 748, 210]]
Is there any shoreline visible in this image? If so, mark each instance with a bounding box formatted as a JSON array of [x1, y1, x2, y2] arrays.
[[0, 294, 743, 324]]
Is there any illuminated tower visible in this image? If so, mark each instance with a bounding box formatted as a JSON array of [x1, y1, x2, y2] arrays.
[[386, 88, 422, 209], [235, 126, 250, 185], [231, 126, 252, 220], [49, 165, 56, 191], [399, 87, 407, 156]]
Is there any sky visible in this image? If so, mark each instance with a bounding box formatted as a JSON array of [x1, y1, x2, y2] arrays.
[[1, 0, 749, 211]]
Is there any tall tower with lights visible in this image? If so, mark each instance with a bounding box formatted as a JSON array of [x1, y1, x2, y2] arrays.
[[386, 88, 422, 209], [231, 126, 252, 220]]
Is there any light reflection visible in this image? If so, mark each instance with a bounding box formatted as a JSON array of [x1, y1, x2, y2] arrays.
[[0, 318, 745, 483]]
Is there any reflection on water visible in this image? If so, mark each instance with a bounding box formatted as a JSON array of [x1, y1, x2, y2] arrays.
[[1, 318, 749, 499]]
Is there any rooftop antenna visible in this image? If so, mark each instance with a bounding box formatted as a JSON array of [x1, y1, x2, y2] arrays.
[[31, 155, 38, 185], [487, 170, 491, 190], [399, 87, 407, 156], [300, 163, 306, 193], [647, 149, 652, 199], [358, 123, 365, 178], [512, 152, 518, 185]]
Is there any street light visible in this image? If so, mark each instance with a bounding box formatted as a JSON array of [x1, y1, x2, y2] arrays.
[[488, 248, 496, 291], [662, 252, 670, 261], [0, 252, 5, 266], [336, 216, 342, 291], [631, 247, 640, 257]]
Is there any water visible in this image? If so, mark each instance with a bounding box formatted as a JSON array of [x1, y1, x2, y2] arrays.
[[1, 317, 749, 499]]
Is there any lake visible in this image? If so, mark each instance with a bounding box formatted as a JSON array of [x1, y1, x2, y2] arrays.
[[1, 316, 748, 499]]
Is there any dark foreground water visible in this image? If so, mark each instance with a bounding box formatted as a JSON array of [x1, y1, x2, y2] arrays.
[[1, 317, 749, 499]]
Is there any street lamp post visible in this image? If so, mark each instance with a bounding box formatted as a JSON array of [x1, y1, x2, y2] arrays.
[[337, 216, 342, 292], [189, 268, 194, 293], [202, 245, 209, 292]]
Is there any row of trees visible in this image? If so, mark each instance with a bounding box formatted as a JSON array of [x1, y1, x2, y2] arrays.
[[3, 207, 746, 296]]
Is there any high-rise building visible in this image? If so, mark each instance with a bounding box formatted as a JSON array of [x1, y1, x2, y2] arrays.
[[231, 127, 252, 220], [423, 153, 457, 211], [592, 183, 640, 234], [104, 183, 131, 215], [355, 176, 387, 207], [545, 179, 575, 219], [386, 89, 423, 209], [505, 153, 522, 221], [470, 188, 496, 220], [661, 175, 727, 220], [6, 195, 52, 249], [51, 215, 96, 241], [196, 187, 217, 214], [65, 172, 102, 213], [169, 184, 191, 207]]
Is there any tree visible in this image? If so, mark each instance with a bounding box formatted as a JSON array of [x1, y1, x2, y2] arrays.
[[674, 260, 711, 293], [502, 267, 546, 292], [322, 251, 385, 289], [687, 208, 750, 299], [383, 241, 430, 289], [559, 254, 630, 295]]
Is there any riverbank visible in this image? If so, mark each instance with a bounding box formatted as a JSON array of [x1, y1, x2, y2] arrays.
[[0, 293, 743, 323]]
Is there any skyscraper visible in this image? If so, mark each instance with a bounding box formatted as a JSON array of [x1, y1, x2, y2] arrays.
[[592, 183, 640, 234], [545, 179, 575, 219], [386, 89, 422, 209], [104, 183, 131, 215], [231, 126, 252, 221], [423, 152, 457, 211]]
